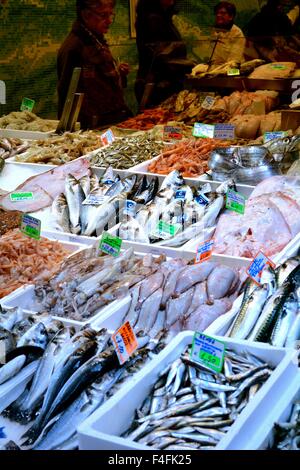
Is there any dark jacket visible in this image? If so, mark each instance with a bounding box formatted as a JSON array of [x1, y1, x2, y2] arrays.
[[57, 21, 131, 129], [135, 0, 188, 106]]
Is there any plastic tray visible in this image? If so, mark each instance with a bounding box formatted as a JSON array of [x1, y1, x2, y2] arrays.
[[77, 331, 298, 450]]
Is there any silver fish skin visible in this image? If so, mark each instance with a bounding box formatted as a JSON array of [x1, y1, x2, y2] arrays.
[[52, 193, 71, 233], [284, 313, 300, 348], [247, 288, 285, 342], [89, 173, 99, 192], [81, 199, 116, 236], [79, 175, 90, 198], [13, 342, 57, 423], [227, 369, 271, 405], [65, 174, 85, 234], [0, 355, 26, 385], [276, 257, 300, 287], [271, 292, 298, 347], [119, 217, 150, 243], [17, 322, 49, 350], [229, 284, 270, 340], [33, 369, 124, 450]]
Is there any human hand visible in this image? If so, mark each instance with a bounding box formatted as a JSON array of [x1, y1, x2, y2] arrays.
[[118, 63, 130, 76]]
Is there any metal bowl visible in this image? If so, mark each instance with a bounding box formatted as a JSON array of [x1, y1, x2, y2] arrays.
[[235, 164, 281, 184], [238, 146, 272, 167], [209, 147, 241, 172]]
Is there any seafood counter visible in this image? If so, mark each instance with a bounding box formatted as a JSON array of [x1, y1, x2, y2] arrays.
[[1, 100, 300, 451]]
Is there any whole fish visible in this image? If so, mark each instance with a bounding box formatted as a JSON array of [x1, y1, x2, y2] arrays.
[[52, 193, 70, 233], [65, 175, 85, 234], [229, 284, 269, 340], [270, 292, 298, 347]]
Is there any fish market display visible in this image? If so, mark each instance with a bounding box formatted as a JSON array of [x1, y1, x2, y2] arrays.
[[272, 401, 300, 450], [14, 131, 103, 165], [0, 208, 22, 237], [0, 157, 90, 212], [229, 112, 282, 140], [121, 346, 274, 450], [121, 258, 240, 339], [90, 135, 165, 169], [0, 230, 69, 298], [0, 111, 55, 132], [148, 138, 235, 177], [0, 137, 30, 160], [214, 176, 300, 258], [118, 172, 232, 247], [0, 318, 165, 450], [53, 168, 149, 236], [117, 108, 173, 130], [228, 257, 300, 347]]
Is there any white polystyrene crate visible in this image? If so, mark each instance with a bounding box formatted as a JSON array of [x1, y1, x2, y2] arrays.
[[224, 373, 300, 450], [77, 332, 298, 450]]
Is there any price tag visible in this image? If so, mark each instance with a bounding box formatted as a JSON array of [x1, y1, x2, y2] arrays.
[[227, 68, 240, 76], [264, 131, 288, 143], [163, 126, 182, 140], [175, 190, 187, 201], [190, 332, 226, 373], [271, 64, 286, 69], [201, 95, 216, 110], [112, 321, 138, 365], [123, 199, 137, 217], [20, 98, 35, 112], [10, 192, 34, 202], [247, 251, 276, 285], [82, 194, 106, 205], [193, 123, 215, 139], [195, 239, 214, 264], [226, 189, 245, 215], [195, 194, 210, 206], [100, 129, 115, 146], [99, 232, 122, 257], [152, 220, 180, 240], [20, 214, 41, 240], [214, 124, 235, 140]]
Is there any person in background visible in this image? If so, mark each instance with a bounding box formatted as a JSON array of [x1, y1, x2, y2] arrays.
[[209, 1, 246, 67], [246, 0, 300, 62], [135, 0, 194, 108], [57, 0, 132, 129]]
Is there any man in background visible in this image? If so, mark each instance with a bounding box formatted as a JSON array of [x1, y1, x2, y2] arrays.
[[209, 1, 246, 67]]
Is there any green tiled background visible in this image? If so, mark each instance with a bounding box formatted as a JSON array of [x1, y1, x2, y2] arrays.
[[0, 0, 261, 118]]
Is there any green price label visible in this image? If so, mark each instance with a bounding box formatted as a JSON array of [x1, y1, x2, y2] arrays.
[[226, 189, 245, 215], [271, 65, 286, 69], [20, 214, 41, 240], [99, 232, 122, 257], [10, 192, 34, 202], [20, 97, 35, 112], [191, 332, 226, 373], [152, 220, 180, 240], [227, 68, 240, 76]]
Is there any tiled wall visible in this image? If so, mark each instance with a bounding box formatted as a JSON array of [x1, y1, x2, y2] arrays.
[[0, 0, 260, 118]]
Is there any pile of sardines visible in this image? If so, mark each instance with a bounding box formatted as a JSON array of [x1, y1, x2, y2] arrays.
[[227, 255, 300, 347], [122, 346, 274, 450], [0, 306, 165, 450], [90, 135, 165, 169]]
